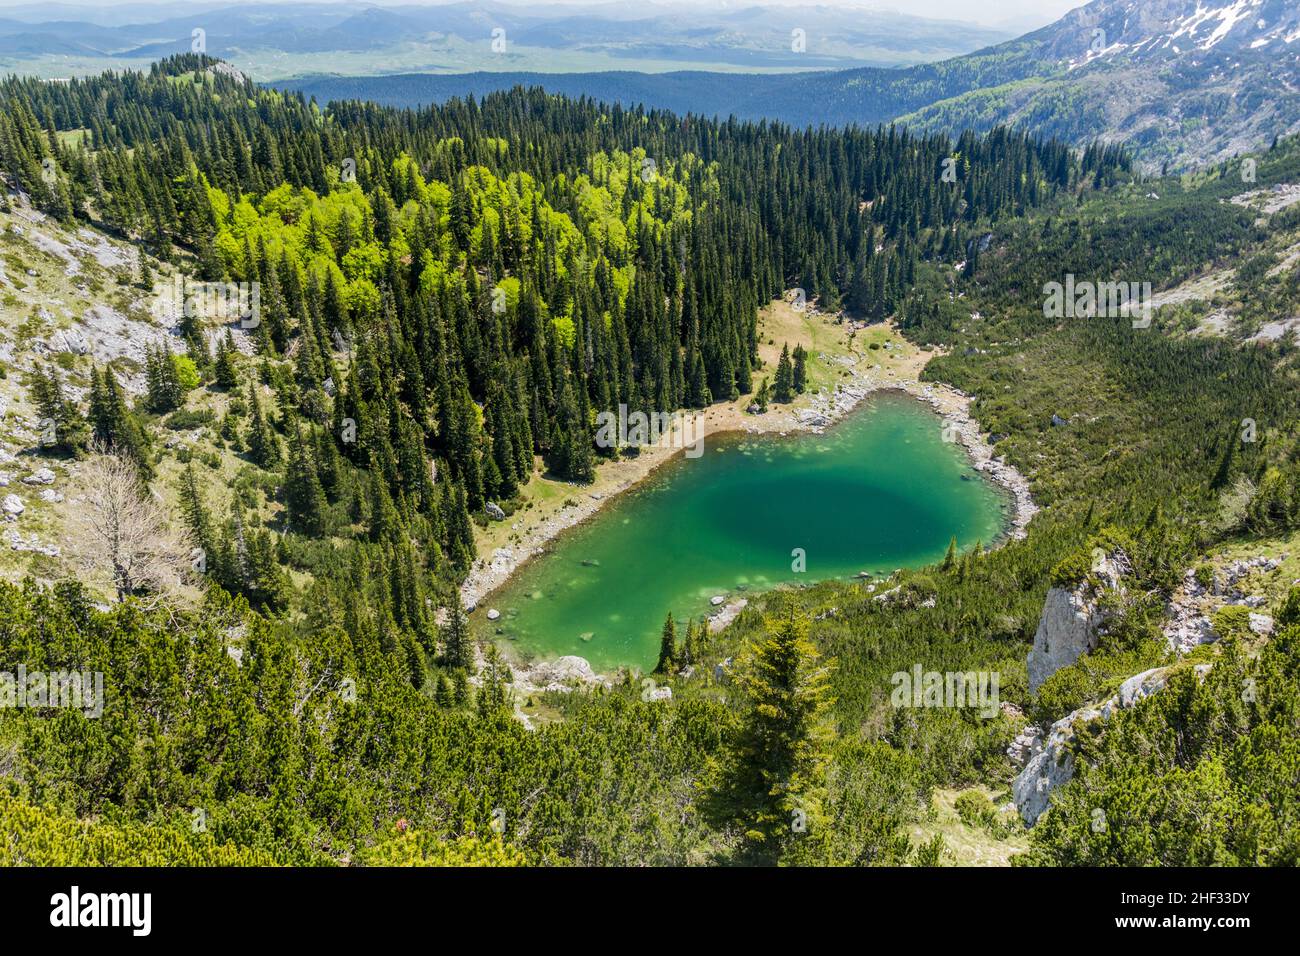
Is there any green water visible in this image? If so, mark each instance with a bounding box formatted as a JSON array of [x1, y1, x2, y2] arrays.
[[479, 392, 1008, 672]]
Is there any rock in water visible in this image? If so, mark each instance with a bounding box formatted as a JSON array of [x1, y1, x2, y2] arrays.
[[486, 609, 501, 621]]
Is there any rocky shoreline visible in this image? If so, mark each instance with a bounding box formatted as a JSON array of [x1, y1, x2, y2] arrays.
[[461, 349, 1038, 613]]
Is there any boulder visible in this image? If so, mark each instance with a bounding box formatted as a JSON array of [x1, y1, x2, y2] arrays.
[[2, 494, 23, 516], [485, 501, 506, 521], [486, 608, 501, 621], [22, 468, 55, 486]]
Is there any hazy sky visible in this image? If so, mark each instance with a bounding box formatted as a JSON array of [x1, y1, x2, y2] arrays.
[[0, 0, 1087, 31]]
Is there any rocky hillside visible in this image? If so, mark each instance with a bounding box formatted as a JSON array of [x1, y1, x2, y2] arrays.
[[897, 0, 1300, 171], [0, 188, 213, 587]]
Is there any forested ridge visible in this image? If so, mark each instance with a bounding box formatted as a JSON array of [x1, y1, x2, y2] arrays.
[[1, 55, 1297, 866]]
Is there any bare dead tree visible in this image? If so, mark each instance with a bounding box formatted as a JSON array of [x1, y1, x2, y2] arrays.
[[67, 446, 187, 604]]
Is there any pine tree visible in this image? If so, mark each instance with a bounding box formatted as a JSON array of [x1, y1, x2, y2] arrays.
[[214, 331, 239, 388], [285, 425, 328, 535], [655, 614, 678, 674], [941, 536, 958, 571], [441, 597, 474, 671], [178, 462, 212, 554], [245, 383, 279, 467], [452, 669, 470, 707], [477, 644, 513, 717], [773, 344, 794, 403], [792, 345, 808, 394], [706, 610, 833, 863], [29, 363, 88, 455]]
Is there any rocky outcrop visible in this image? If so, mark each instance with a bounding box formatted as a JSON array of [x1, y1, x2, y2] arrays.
[[1163, 556, 1283, 653], [708, 598, 748, 632], [512, 655, 610, 694], [1026, 553, 1128, 694], [1012, 664, 1211, 825]]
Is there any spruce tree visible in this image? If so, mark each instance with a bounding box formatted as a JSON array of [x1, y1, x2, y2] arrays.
[[655, 614, 678, 674], [706, 610, 833, 863], [441, 598, 474, 671], [792, 345, 808, 394], [773, 344, 794, 403]]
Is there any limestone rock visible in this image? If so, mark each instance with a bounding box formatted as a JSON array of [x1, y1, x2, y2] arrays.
[[513, 655, 608, 694], [1006, 724, 1043, 769], [1014, 664, 1210, 825], [1027, 588, 1103, 694], [1027, 552, 1128, 693], [22, 468, 55, 485], [1249, 612, 1274, 636], [2, 494, 23, 516], [485, 501, 506, 521]]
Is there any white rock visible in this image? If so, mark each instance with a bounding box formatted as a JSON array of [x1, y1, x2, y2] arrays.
[[22, 468, 55, 485], [1248, 613, 1274, 636], [2, 494, 23, 516], [1027, 552, 1128, 693], [486, 608, 501, 621], [710, 595, 725, 606]]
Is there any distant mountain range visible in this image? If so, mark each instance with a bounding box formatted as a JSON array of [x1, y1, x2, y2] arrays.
[[279, 0, 1300, 170], [0, 1, 1012, 74], [3, 0, 1296, 170]]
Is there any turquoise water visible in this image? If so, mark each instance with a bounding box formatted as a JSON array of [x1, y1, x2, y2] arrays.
[[479, 392, 1008, 671]]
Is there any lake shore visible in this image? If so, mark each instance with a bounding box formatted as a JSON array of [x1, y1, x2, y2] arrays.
[[461, 317, 1038, 613]]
